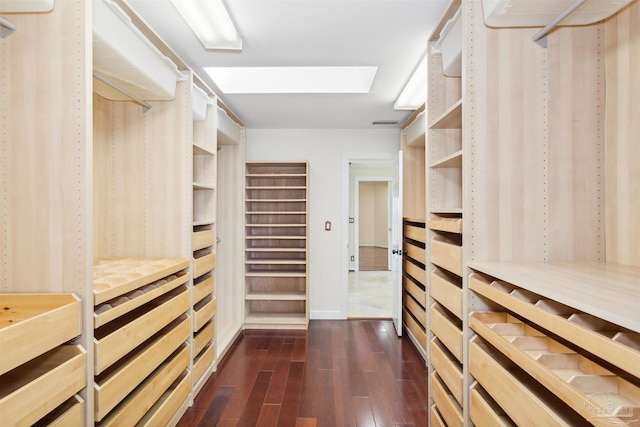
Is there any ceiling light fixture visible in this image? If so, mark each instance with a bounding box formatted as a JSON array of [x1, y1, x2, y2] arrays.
[[170, 0, 241, 50], [394, 54, 428, 110], [204, 66, 378, 94]]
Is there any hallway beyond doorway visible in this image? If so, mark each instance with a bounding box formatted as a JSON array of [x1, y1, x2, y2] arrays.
[[359, 246, 388, 271], [348, 270, 393, 318]]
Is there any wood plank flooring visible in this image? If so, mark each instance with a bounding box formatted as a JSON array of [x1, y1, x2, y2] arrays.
[[178, 320, 428, 427], [359, 246, 389, 271]]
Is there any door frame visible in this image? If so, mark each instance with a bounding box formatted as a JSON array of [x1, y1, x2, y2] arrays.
[[354, 177, 393, 272], [341, 152, 396, 319]]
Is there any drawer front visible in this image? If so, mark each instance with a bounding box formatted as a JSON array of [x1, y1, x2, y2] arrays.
[[430, 338, 463, 405], [193, 275, 214, 304], [138, 372, 191, 427], [403, 275, 425, 306], [404, 224, 426, 244], [1, 345, 85, 427], [34, 395, 85, 427], [94, 316, 190, 420], [194, 343, 215, 383], [430, 238, 462, 276], [430, 372, 463, 427], [403, 292, 426, 327], [470, 384, 515, 427], [194, 320, 214, 356], [405, 243, 425, 264], [193, 229, 215, 251], [470, 340, 576, 426], [94, 287, 190, 374], [430, 404, 447, 427], [404, 260, 426, 286], [429, 304, 463, 362], [430, 268, 462, 319], [403, 308, 426, 349], [195, 297, 217, 332], [194, 252, 216, 279]]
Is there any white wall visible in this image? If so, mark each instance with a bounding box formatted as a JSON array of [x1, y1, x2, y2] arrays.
[[246, 128, 399, 319]]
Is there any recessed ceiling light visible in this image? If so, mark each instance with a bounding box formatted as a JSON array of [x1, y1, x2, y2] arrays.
[[170, 0, 241, 50], [204, 66, 378, 94]]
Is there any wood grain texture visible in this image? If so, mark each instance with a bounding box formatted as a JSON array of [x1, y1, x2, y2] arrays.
[[605, 1, 640, 267], [177, 320, 428, 427]]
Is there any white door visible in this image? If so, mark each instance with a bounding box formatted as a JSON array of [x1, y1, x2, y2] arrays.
[[391, 151, 403, 336]]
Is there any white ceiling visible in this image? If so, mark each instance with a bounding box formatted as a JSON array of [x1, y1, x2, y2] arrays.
[[127, 0, 449, 129]]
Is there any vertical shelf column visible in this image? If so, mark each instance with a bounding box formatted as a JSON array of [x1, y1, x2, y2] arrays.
[[244, 161, 309, 330], [426, 0, 465, 425]]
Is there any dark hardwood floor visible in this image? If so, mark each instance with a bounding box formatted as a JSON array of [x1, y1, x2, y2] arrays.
[[178, 320, 428, 427], [359, 246, 389, 271]]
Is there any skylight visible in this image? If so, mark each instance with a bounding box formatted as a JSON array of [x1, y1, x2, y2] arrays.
[[204, 66, 378, 94]]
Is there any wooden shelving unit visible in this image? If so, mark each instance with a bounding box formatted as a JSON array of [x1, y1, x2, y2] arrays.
[[244, 162, 309, 329], [426, 0, 464, 424], [0, 294, 86, 426]]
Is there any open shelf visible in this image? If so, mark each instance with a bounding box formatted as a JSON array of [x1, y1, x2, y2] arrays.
[[430, 150, 463, 168], [429, 99, 463, 129]]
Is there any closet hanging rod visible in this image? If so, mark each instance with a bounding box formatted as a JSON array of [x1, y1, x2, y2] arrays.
[[532, 0, 587, 48], [93, 73, 152, 112], [0, 17, 16, 38]]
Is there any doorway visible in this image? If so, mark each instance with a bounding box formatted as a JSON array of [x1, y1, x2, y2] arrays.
[[347, 162, 394, 318]]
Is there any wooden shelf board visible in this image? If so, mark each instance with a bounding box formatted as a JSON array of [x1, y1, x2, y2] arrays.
[[245, 312, 307, 326], [430, 150, 463, 168], [246, 235, 306, 239], [246, 248, 307, 252], [429, 99, 463, 129], [245, 291, 306, 301], [469, 261, 640, 333], [193, 143, 215, 156], [246, 260, 306, 265], [246, 224, 307, 227], [246, 211, 306, 215], [193, 182, 215, 190], [246, 199, 307, 202], [246, 174, 306, 178], [430, 208, 463, 214], [246, 186, 306, 190], [93, 257, 189, 305], [245, 272, 307, 278]]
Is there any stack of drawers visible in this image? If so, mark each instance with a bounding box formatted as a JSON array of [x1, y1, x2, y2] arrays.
[[0, 293, 85, 426], [92, 257, 191, 426]]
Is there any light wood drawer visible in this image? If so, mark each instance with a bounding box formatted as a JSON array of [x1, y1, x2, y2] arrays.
[[403, 308, 426, 349], [430, 338, 463, 405], [194, 296, 217, 332], [404, 242, 425, 264], [194, 343, 215, 383], [430, 234, 462, 276], [33, 395, 84, 427], [194, 320, 215, 356], [430, 372, 463, 427], [470, 311, 640, 425], [470, 383, 515, 427], [97, 344, 189, 427], [94, 316, 190, 421], [403, 292, 426, 327], [94, 286, 190, 374], [429, 303, 463, 362], [94, 271, 189, 328], [194, 252, 216, 278], [404, 259, 426, 286], [93, 257, 189, 305], [430, 404, 446, 427], [193, 275, 214, 305], [429, 215, 462, 234], [403, 275, 425, 306], [430, 268, 462, 319], [470, 338, 584, 426], [193, 228, 215, 251], [404, 223, 426, 244], [470, 272, 640, 380], [138, 372, 191, 427], [0, 345, 85, 427], [0, 293, 81, 376]]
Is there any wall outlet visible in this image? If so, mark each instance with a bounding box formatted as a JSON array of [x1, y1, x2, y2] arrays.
[[350, 256, 355, 261]]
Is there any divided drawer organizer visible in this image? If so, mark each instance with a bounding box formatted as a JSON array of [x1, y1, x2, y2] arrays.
[[468, 265, 640, 426], [244, 161, 309, 329], [92, 257, 191, 425], [402, 219, 427, 352], [0, 293, 85, 426]]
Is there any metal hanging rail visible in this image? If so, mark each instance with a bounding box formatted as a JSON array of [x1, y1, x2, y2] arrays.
[[0, 17, 17, 38], [533, 0, 587, 48], [93, 72, 152, 112]]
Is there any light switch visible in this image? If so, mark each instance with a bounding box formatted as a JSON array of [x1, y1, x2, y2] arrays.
[[325, 220, 331, 231]]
